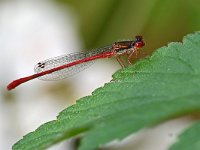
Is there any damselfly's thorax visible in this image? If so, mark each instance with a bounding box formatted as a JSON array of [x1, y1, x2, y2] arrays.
[[112, 41, 134, 55], [112, 35, 145, 55]]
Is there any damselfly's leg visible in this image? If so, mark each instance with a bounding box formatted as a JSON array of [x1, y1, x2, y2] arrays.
[[112, 43, 126, 68], [115, 55, 125, 68], [127, 48, 137, 64]]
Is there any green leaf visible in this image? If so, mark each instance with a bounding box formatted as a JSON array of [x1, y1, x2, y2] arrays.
[[13, 31, 200, 150], [170, 121, 200, 150]]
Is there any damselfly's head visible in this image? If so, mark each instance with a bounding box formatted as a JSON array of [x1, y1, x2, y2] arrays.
[[134, 35, 145, 49]]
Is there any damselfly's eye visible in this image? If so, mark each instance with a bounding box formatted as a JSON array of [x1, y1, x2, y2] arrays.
[[135, 35, 143, 42], [135, 41, 145, 48], [134, 35, 145, 49]]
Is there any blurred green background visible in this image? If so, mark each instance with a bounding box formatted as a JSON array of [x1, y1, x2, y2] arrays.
[[54, 0, 200, 53]]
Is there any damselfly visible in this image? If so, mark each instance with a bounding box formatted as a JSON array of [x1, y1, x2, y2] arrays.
[[7, 35, 145, 90]]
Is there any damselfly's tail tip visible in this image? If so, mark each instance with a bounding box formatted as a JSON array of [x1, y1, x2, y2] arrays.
[[7, 82, 16, 91], [7, 84, 13, 91]]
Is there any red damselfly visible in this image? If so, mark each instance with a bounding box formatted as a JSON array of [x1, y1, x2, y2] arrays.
[[7, 35, 145, 90]]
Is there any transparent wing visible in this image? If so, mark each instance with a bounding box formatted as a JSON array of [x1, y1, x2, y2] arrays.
[[34, 52, 95, 81]]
